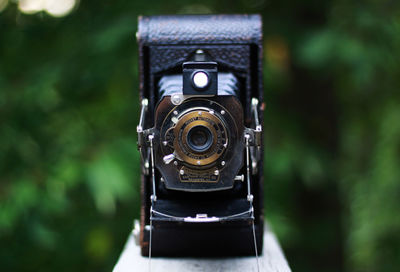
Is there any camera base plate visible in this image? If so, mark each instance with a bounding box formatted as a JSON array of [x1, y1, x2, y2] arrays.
[[113, 224, 291, 272]]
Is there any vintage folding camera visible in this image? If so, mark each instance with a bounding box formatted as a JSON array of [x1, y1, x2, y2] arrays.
[[135, 15, 264, 257]]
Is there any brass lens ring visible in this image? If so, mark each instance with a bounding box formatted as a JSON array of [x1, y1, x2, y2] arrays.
[[173, 110, 227, 166]]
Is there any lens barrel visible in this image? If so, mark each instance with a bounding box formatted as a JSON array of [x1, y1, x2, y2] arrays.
[[186, 125, 213, 153]]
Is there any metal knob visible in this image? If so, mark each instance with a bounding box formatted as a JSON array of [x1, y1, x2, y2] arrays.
[[163, 153, 175, 164]]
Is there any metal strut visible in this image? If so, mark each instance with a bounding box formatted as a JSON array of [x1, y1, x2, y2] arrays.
[[148, 134, 156, 272], [245, 134, 260, 272]]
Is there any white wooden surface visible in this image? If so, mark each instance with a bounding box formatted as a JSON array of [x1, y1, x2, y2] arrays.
[[113, 226, 291, 272]]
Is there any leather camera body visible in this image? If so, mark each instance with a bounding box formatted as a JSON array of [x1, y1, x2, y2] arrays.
[[136, 14, 264, 257]]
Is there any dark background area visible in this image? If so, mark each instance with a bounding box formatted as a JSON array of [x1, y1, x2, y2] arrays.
[[1, 0, 399, 271]]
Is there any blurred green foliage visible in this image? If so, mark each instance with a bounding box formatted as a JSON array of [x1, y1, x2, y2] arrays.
[[0, 0, 399, 271]]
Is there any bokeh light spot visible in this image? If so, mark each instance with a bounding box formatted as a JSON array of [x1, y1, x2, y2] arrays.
[[44, 0, 76, 17], [18, 0, 45, 14], [0, 0, 8, 13], [18, 0, 76, 17]]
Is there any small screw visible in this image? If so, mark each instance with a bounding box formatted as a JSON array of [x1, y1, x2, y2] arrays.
[[171, 117, 179, 124], [141, 98, 148, 106], [252, 98, 259, 106], [173, 110, 178, 115], [235, 174, 245, 182], [171, 94, 182, 105], [214, 170, 219, 176], [221, 161, 226, 166], [220, 110, 225, 115], [179, 169, 185, 175], [173, 161, 178, 166]]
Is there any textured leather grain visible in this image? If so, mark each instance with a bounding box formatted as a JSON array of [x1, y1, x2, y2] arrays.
[[137, 14, 262, 45], [148, 45, 251, 73]]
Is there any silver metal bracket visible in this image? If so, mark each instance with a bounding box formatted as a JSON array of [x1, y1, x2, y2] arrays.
[[137, 98, 149, 146], [244, 97, 262, 147], [244, 127, 262, 147], [245, 97, 263, 175], [137, 98, 158, 176], [184, 214, 219, 223]]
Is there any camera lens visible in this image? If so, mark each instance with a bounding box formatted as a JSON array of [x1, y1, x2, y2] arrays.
[[172, 110, 227, 166], [187, 125, 213, 153]]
